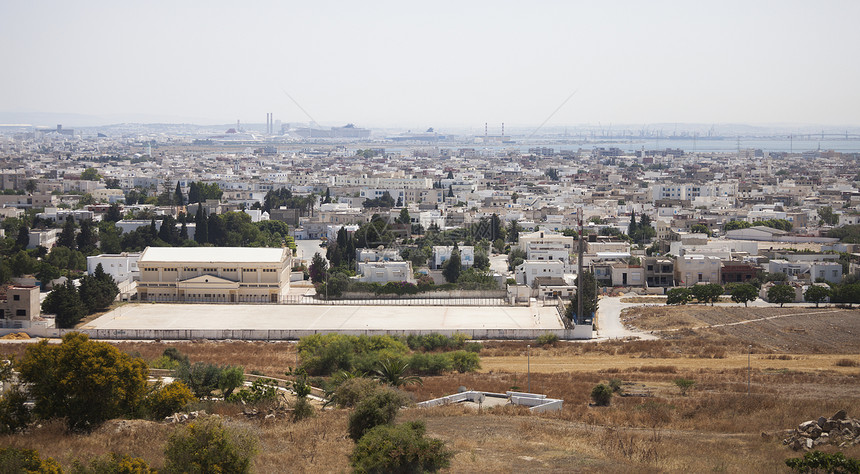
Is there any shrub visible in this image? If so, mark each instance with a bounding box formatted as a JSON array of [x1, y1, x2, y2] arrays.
[[591, 384, 612, 406], [145, 381, 196, 419], [227, 378, 280, 406], [449, 350, 481, 373], [608, 378, 623, 393], [176, 362, 223, 399], [0, 387, 31, 434], [674, 378, 696, 396], [535, 333, 559, 346], [373, 358, 422, 388], [405, 333, 468, 352], [835, 358, 858, 367], [785, 450, 859, 473], [217, 366, 245, 398], [348, 390, 404, 441], [18, 332, 148, 432], [164, 417, 258, 474], [350, 421, 453, 473], [71, 452, 155, 473], [288, 368, 314, 422], [407, 352, 453, 375], [298, 334, 408, 376], [0, 448, 62, 473], [330, 377, 381, 408], [464, 342, 483, 353]]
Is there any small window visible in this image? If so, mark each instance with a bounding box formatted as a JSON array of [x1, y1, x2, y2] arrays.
[[16, 309, 26, 317], [13, 295, 20, 301]]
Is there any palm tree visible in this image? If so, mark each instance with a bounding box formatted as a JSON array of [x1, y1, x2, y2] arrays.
[[373, 358, 422, 387]]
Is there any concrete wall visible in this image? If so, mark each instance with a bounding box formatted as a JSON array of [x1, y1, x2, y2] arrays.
[[0, 326, 594, 341]]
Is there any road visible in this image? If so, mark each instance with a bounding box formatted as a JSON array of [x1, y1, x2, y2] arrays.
[[593, 296, 659, 340]]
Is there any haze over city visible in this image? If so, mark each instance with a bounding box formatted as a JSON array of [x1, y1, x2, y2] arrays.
[[2, 0, 860, 128]]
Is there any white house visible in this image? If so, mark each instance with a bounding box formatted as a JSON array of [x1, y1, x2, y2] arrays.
[[86, 253, 142, 284], [515, 260, 568, 287], [357, 261, 416, 284], [432, 246, 474, 269], [674, 254, 722, 286]]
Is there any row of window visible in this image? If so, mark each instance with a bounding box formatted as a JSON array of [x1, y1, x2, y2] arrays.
[[143, 267, 280, 273]]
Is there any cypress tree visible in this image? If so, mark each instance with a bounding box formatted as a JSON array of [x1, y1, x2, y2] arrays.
[[194, 205, 208, 244]]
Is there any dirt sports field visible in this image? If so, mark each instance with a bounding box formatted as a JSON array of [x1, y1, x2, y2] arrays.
[[1, 304, 859, 472]]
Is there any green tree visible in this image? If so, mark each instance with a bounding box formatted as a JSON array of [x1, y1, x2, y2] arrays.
[[77, 263, 119, 313], [194, 204, 208, 244], [71, 452, 156, 473], [442, 245, 461, 283], [15, 225, 29, 249], [674, 378, 696, 396], [398, 208, 411, 225], [767, 284, 796, 307], [832, 283, 860, 308], [75, 219, 99, 254], [104, 202, 123, 223], [690, 223, 713, 236], [567, 271, 599, 323], [176, 362, 223, 399], [507, 219, 520, 243], [309, 252, 328, 284], [144, 381, 196, 420], [591, 384, 612, 406], [164, 416, 257, 474], [42, 280, 87, 328], [80, 167, 102, 181], [217, 366, 245, 398], [348, 390, 404, 441], [691, 283, 723, 305], [18, 332, 149, 431], [507, 247, 526, 271], [373, 358, 422, 388], [0, 448, 63, 473], [729, 283, 758, 307], [35, 262, 61, 287], [804, 285, 831, 308], [666, 288, 692, 305], [58, 218, 77, 249], [174, 181, 185, 207], [158, 215, 178, 244], [817, 206, 840, 226], [350, 421, 453, 474], [99, 221, 123, 254], [0, 385, 31, 434]]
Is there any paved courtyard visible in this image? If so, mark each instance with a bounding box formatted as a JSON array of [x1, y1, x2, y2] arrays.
[[85, 303, 564, 330]]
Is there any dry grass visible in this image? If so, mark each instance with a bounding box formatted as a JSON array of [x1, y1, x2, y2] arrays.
[[3, 305, 860, 472]]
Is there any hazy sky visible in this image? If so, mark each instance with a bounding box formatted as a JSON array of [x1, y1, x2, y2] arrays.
[[2, 0, 859, 128]]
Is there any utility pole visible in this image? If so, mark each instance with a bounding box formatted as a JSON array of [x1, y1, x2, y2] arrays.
[[527, 344, 531, 393], [577, 207, 584, 325], [747, 344, 752, 397]]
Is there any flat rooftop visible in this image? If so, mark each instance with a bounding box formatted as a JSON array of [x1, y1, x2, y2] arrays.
[[85, 303, 564, 330], [139, 246, 288, 264]]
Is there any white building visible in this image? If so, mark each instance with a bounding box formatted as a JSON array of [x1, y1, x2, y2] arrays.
[[87, 253, 141, 283], [357, 261, 416, 284], [515, 260, 568, 287], [432, 246, 474, 269], [28, 229, 58, 249], [136, 246, 291, 303], [674, 254, 722, 286]]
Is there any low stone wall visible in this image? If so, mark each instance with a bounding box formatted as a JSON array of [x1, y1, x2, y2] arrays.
[[0, 326, 594, 341]]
